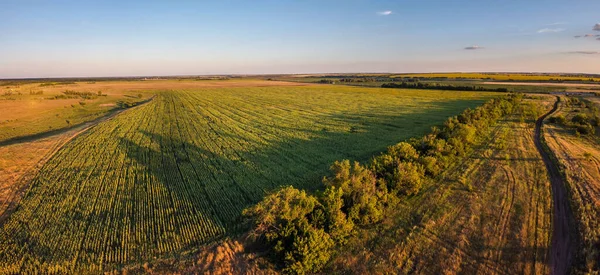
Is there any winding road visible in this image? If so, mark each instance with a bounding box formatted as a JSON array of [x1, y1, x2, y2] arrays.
[[533, 96, 576, 275]]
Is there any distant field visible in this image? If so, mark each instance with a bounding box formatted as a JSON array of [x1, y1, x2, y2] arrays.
[[272, 74, 572, 94], [0, 79, 303, 143], [0, 82, 149, 143], [393, 73, 600, 82], [0, 84, 497, 273]]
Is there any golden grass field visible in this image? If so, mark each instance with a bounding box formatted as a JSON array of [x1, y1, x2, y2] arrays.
[[0, 79, 308, 143], [323, 95, 556, 274], [394, 73, 600, 82], [544, 97, 600, 273]]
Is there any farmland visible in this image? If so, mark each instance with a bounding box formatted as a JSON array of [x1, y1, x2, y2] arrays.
[[0, 79, 287, 143], [0, 83, 496, 273], [324, 95, 557, 274], [543, 96, 600, 273], [392, 73, 600, 83]]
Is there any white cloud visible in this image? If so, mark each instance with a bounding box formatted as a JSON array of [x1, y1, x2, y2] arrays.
[[537, 28, 565, 33], [567, 51, 600, 55], [377, 11, 392, 16], [465, 45, 483, 50], [594, 23, 600, 31]]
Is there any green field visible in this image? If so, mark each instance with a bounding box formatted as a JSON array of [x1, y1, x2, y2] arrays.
[[0, 85, 497, 273]]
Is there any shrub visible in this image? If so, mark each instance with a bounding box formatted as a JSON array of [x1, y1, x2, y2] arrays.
[[421, 156, 441, 177], [572, 114, 590, 125], [388, 142, 419, 161], [282, 222, 334, 274], [323, 160, 386, 225], [575, 124, 594, 135], [548, 115, 566, 124], [371, 142, 420, 181], [389, 162, 424, 196], [243, 186, 334, 274], [320, 187, 354, 244]]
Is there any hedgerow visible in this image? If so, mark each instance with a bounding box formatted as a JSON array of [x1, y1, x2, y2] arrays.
[[244, 93, 521, 274]]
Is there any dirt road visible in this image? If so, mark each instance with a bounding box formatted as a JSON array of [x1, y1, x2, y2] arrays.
[[533, 96, 576, 275]]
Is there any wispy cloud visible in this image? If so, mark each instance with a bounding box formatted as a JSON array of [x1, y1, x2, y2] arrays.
[[464, 45, 483, 50], [537, 28, 565, 33], [594, 23, 600, 31], [377, 11, 392, 16], [567, 51, 600, 55]]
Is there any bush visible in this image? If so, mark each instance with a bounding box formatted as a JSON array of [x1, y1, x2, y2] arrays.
[[323, 160, 386, 225], [421, 156, 441, 177], [548, 115, 566, 124], [575, 124, 594, 135], [371, 142, 420, 181], [320, 187, 354, 244], [389, 162, 424, 196], [243, 186, 334, 274], [280, 219, 334, 274], [572, 114, 590, 125]]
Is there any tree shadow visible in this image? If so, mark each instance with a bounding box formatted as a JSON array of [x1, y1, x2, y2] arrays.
[[0, 96, 489, 270]]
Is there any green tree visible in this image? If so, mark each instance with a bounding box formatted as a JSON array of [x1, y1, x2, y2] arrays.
[[390, 161, 424, 196], [320, 186, 354, 244], [243, 186, 334, 274], [323, 160, 386, 225]]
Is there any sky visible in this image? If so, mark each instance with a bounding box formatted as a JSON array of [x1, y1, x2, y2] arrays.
[[1, 0, 599, 78]]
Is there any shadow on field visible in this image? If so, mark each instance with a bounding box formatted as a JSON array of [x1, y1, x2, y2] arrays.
[[0, 96, 491, 271], [117, 98, 488, 232]]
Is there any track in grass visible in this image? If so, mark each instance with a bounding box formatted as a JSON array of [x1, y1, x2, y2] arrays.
[[0, 86, 495, 273], [533, 96, 576, 274]]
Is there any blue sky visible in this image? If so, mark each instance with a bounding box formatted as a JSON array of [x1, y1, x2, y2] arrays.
[[1, 0, 599, 78]]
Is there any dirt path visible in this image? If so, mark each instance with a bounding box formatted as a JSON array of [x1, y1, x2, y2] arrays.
[[533, 96, 576, 275], [0, 96, 155, 224]]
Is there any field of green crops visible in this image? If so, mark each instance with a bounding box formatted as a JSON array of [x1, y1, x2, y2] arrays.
[[0, 85, 497, 273]]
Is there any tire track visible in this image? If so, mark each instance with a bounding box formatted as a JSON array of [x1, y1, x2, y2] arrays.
[[533, 96, 576, 275]]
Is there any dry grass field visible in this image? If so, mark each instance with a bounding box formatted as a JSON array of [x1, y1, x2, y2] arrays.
[[544, 96, 600, 273], [326, 95, 557, 274], [395, 73, 600, 82]]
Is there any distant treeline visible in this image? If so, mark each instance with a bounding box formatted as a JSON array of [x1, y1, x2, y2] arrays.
[[381, 82, 510, 92], [243, 94, 522, 274], [548, 97, 600, 135]]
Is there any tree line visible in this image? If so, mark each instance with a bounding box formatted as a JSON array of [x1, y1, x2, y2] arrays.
[[242, 94, 522, 274], [381, 82, 510, 92], [548, 97, 600, 136]]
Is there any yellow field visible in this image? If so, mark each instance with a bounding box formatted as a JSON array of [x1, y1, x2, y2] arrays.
[[393, 73, 600, 82], [0, 79, 308, 143], [544, 97, 600, 273]]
